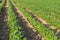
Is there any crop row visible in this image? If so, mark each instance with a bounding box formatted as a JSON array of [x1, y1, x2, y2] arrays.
[[0, 0, 5, 11], [7, 0, 26, 40], [13, 0, 60, 29], [11, 0, 58, 40]]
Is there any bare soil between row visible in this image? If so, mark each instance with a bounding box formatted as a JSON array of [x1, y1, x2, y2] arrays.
[[0, 0, 9, 40]]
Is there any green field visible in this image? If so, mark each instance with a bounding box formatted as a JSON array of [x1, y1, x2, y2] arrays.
[[0, 0, 60, 40]]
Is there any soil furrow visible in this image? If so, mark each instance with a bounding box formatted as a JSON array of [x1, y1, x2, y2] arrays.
[[0, 0, 9, 40]]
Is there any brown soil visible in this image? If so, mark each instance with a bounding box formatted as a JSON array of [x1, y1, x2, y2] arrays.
[[0, 0, 9, 40], [56, 32, 60, 40], [10, 1, 44, 40]]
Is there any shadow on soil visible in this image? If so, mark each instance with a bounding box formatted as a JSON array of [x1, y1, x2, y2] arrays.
[[0, 0, 9, 40]]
